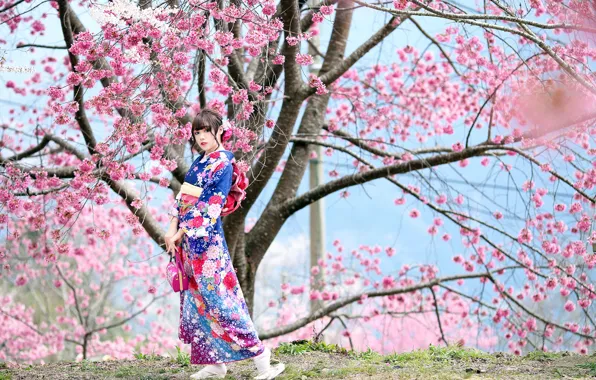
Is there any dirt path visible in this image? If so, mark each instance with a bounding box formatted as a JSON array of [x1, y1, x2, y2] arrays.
[[2, 342, 596, 379]]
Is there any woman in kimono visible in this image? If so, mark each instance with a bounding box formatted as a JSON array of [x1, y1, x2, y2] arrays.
[[163, 108, 285, 379]]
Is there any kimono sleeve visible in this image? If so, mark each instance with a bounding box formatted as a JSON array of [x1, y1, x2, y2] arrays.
[[177, 157, 233, 240], [168, 199, 179, 219]]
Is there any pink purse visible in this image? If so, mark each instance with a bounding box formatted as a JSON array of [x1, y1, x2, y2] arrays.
[[166, 246, 189, 292]]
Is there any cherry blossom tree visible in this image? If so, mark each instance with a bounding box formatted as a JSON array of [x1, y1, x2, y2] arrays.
[[1, 0, 595, 361], [0, 204, 177, 362]]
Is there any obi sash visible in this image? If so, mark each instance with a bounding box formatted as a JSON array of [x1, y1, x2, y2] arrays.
[[176, 182, 203, 200]]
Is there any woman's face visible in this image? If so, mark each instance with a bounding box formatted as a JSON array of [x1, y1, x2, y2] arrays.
[[194, 127, 223, 153]]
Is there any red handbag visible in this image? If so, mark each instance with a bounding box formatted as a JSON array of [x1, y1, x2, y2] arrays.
[[166, 246, 189, 292]]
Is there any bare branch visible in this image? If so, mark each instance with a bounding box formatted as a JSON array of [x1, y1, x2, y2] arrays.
[[87, 294, 167, 334], [1, 134, 51, 163], [16, 43, 67, 50], [259, 272, 488, 339], [430, 287, 448, 346], [317, 14, 403, 89], [277, 144, 500, 217], [0, 0, 26, 14]]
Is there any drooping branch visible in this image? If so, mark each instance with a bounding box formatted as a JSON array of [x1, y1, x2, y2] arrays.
[[486, 273, 595, 340], [498, 146, 595, 204], [86, 294, 167, 335], [67, 9, 119, 93], [289, 138, 554, 286], [408, 16, 460, 76], [392, 162, 596, 298], [259, 272, 489, 339], [102, 175, 168, 253], [430, 287, 448, 346], [258, 0, 339, 86], [65, 3, 189, 187]]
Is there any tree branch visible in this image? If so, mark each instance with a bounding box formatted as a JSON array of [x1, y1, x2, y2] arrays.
[[102, 175, 169, 253], [16, 43, 67, 49], [1, 134, 51, 163], [259, 272, 488, 339], [430, 286, 448, 346], [317, 14, 403, 89], [86, 294, 167, 335], [279, 0, 306, 92], [277, 144, 500, 217], [0, 0, 26, 14], [57, 0, 97, 155]]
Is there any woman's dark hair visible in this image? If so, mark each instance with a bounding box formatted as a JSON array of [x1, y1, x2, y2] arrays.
[[190, 108, 223, 151]]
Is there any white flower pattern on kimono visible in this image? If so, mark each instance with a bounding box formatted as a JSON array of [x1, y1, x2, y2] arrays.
[[206, 245, 220, 260], [186, 226, 207, 238], [207, 203, 222, 218], [202, 260, 217, 277]]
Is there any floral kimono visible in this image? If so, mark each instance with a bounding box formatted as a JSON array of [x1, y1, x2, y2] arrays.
[[169, 149, 265, 364]]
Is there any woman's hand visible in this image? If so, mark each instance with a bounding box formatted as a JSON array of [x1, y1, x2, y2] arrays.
[[173, 229, 185, 244], [164, 230, 178, 257], [165, 229, 186, 256]]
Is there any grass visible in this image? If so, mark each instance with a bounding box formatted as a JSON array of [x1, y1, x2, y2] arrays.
[[522, 351, 564, 361], [175, 345, 191, 367], [79, 360, 100, 372], [2, 340, 596, 379], [384, 343, 492, 365], [133, 351, 163, 361], [576, 361, 596, 376], [277, 339, 492, 365], [114, 365, 136, 378], [276, 340, 348, 356]]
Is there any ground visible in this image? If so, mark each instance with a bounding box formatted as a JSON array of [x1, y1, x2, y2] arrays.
[[2, 340, 596, 379]]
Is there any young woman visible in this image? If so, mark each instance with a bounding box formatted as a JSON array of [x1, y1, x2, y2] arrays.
[[163, 108, 285, 379]]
